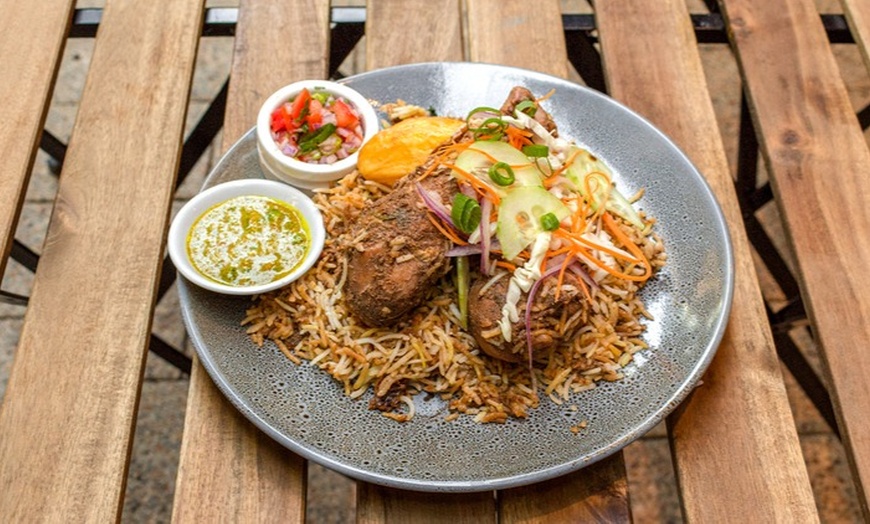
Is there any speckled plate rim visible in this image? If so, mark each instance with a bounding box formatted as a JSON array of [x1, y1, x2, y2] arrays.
[[178, 62, 735, 493]]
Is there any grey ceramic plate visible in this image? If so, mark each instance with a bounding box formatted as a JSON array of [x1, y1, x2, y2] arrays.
[[178, 62, 733, 492]]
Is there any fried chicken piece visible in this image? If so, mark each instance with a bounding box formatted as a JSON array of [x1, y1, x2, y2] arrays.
[[344, 165, 458, 326], [468, 272, 586, 362], [500, 86, 558, 136]]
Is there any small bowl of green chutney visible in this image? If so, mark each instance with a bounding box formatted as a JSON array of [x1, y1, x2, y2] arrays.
[[168, 179, 325, 295]]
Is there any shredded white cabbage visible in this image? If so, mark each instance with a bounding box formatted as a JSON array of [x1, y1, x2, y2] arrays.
[[498, 232, 551, 342], [502, 113, 571, 159]]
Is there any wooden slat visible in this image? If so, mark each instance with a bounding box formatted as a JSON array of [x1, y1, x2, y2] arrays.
[[464, 1, 633, 521], [365, 0, 464, 69], [596, 1, 819, 521], [720, 0, 870, 515], [467, 0, 567, 78], [355, 1, 490, 521], [0, 0, 204, 520], [841, 0, 870, 74], [499, 454, 629, 522], [171, 1, 330, 522], [357, 484, 495, 524], [0, 0, 75, 276]]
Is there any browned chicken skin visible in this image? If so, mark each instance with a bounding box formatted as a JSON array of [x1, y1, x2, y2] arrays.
[[500, 86, 558, 136], [468, 272, 586, 362], [344, 165, 458, 326]]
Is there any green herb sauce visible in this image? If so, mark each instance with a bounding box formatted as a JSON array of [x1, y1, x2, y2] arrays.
[[187, 195, 310, 287]]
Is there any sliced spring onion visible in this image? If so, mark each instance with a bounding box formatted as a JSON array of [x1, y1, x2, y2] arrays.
[[471, 117, 508, 140], [515, 99, 537, 117], [456, 256, 470, 330], [465, 106, 502, 123], [451, 194, 481, 235], [310, 91, 330, 104], [522, 144, 549, 158], [466, 107, 508, 140], [488, 162, 515, 186], [540, 212, 560, 231]]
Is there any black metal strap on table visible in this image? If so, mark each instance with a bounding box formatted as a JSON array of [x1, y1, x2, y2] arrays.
[[2, 6, 854, 430]]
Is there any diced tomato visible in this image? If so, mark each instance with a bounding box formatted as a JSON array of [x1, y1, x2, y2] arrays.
[[306, 99, 323, 127], [270, 108, 285, 132], [280, 104, 297, 132], [333, 99, 359, 129], [289, 88, 311, 123]]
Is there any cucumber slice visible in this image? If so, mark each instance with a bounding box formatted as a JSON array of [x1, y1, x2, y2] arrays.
[[453, 140, 542, 195], [564, 146, 645, 230], [497, 186, 570, 260]]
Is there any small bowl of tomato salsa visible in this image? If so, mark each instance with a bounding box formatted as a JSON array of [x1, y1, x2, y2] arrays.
[[168, 179, 326, 295], [256, 80, 378, 190]]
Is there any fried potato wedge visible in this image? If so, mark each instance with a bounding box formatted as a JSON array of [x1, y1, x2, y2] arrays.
[[357, 116, 464, 185]]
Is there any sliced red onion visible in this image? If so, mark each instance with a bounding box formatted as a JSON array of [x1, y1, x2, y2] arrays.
[[479, 198, 493, 275], [447, 244, 483, 257], [544, 252, 568, 272], [524, 262, 564, 376], [568, 261, 599, 291], [320, 135, 340, 154], [414, 182, 459, 231], [460, 183, 477, 199]]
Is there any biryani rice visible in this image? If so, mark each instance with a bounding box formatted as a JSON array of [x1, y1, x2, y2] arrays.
[[244, 170, 666, 422]]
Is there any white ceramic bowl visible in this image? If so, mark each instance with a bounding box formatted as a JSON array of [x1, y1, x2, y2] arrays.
[[168, 179, 325, 295], [256, 80, 379, 190]]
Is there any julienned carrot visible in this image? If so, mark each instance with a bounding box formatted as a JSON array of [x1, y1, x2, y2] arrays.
[[553, 227, 639, 265], [549, 219, 652, 283], [540, 246, 572, 274], [584, 170, 611, 216], [447, 163, 501, 205], [417, 141, 473, 181], [602, 212, 652, 281], [554, 252, 572, 300], [495, 260, 517, 272], [545, 149, 581, 185], [552, 252, 593, 302], [571, 196, 589, 234], [505, 125, 533, 149], [535, 89, 556, 103], [573, 243, 649, 282], [575, 267, 593, 302], [426, 213, 467, 246]]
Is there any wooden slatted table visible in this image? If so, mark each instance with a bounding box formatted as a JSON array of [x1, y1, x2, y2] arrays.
[[0, 0, 204, 520], [597, 2, 818, 520], [0, 0, 868, 521], [721, 0, 870, 510]]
